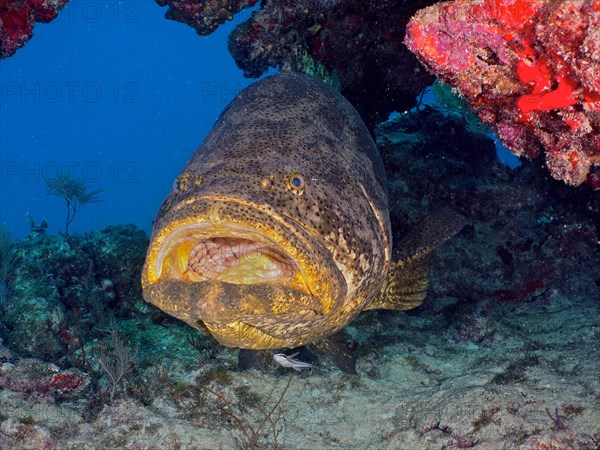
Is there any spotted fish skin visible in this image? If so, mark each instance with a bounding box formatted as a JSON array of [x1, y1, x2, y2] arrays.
[[143, 71, 440, 351]]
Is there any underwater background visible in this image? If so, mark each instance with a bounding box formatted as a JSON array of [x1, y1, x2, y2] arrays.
[[1, 1, 258, 239], [1, 1, 599, 449]]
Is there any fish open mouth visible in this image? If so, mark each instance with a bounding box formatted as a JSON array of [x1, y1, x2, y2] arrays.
[[186, 238, 296, 283], [142, 203, 348, 347], [155, 225, 311, 293]]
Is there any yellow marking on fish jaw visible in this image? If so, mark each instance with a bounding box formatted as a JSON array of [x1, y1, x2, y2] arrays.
[[143, 218, 207, 286]]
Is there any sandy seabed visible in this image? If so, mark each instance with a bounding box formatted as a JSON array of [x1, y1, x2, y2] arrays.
[[1, 284, 598, 450]]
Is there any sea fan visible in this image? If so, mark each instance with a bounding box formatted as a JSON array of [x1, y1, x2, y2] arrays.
[[45, 173, 104, 235]]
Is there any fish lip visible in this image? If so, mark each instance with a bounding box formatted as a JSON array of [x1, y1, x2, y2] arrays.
[[143, 196, 346, 318]]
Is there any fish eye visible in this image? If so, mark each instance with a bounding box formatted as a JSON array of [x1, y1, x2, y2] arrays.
[[287, 173, 305, 193], [172, 178, 182, 192]]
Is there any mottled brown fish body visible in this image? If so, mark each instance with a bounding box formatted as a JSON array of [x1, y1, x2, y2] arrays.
[[142, 72, 392, 349]]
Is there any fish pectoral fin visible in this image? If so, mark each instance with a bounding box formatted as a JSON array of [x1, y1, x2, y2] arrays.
[[237, 349, 272, 371], [366, 252, 431, 310], [312, 331, 357, 374], [366, 209, 465, 311]]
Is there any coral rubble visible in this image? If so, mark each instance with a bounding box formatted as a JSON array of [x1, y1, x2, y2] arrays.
[[405, 0, 600, 189], [0, 0, 68, 59], [156, 0, 436, 129]]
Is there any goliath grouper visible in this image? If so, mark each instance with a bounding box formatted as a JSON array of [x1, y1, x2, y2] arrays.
[[142, 71, 463, 370]]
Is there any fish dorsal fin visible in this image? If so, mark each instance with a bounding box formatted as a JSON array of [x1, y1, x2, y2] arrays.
[[365, 210, 465, 311]]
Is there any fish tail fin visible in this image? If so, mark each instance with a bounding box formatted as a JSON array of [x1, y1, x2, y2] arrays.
[[365, 210, 465, 311]]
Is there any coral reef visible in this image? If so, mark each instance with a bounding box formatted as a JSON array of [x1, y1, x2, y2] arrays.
[[156, 0, 436, 129], [0, 106, 598, 448], [377, 104, 599, 301], [0, 358, 90, 401], [0, 0, 68, 59], [1, 225, 148, 360], [377, 103, 600, 353], [405, 0, 600, 189]]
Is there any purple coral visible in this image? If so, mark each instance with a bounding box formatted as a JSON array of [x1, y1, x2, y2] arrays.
[[0, 0, 68, 59]]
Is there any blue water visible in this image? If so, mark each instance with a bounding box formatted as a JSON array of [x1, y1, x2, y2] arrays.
[[0, 1, 257, 238], [0, 1, 520, 240]]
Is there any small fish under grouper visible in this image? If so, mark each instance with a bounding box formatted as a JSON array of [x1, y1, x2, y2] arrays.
[[142, 71, 464, 373]]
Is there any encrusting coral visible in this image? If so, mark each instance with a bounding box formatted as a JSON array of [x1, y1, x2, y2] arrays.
[[0, 0, 68, 58], [405, 0, 600, 189]]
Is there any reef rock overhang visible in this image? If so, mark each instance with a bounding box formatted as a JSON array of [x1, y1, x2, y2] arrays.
[[405, 0, 600, 190], [155, 0, 438, 130], [0, 0, 69, 59]]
